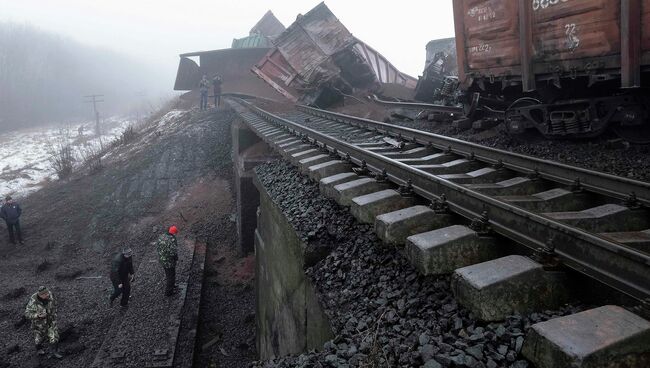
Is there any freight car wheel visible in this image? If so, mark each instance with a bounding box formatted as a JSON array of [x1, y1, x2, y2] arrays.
[[504, 98, 542, 135], [613, 124, 650, 145]]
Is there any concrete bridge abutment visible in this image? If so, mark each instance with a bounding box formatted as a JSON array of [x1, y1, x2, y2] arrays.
[[233, 118, 278, 254], [253, 173, 333, 359]]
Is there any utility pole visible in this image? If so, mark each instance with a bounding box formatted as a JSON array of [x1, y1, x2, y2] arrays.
[[83, 94, 104, 136]]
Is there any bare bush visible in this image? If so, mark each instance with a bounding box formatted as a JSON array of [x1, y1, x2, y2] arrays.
[[118, 125, 138, 145], [46, 129, 75, 179], [78, 141, 104, 174]]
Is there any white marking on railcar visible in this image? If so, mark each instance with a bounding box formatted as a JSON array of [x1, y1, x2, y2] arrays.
[[467, 5, 496, 22], [469, 44, 492, 54], [533, 0, 569, 12], [565, 23, 580, 52]]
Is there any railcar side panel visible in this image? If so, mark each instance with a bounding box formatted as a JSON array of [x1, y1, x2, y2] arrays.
[[532, 0, 621, 63], [641, 0, 650, 65], [455, 0, 650, 86], [462, 0, 521, 71]]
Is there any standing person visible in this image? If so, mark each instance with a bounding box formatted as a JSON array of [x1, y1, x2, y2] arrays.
[[212, 75, 223, 108], [109, 248, 135, 307], [24, 286, 62, 359], [0, 195, 23, 244], [199, 75, 210, 111], [156, 226, 178, 296]]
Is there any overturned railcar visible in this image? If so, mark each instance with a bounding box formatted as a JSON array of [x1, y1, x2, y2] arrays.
[[454, 0, 650, 142], [252, 2, 417, 106], [251, 3, 379, 106]]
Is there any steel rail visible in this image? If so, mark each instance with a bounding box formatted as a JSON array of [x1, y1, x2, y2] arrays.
[[370, 95, 465, 114], [297, 105, 650, 206], [232, 98, 650, 303]]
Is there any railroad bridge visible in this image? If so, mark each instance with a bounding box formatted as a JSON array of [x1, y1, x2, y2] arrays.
[[230, 96, 650, 367], [99, 1, 650, 367]]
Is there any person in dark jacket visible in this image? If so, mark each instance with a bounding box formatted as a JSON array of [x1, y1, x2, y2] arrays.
[[0, 195, 23, 244], [212, 75, 222, 108], [199, 75, 210, 111], [109, 248, 135, 307]]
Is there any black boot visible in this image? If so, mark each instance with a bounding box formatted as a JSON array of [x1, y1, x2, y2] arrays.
[[51, 343, 63, 359], [35, 343, 45, 356]]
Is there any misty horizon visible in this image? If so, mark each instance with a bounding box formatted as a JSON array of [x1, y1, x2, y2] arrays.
[[0, 1, 455, 80], [0, 1, 456, 131], [0, 22, 173, 131]]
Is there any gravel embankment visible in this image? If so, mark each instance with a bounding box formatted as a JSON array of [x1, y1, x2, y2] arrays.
[[252, 160, 586, 368]]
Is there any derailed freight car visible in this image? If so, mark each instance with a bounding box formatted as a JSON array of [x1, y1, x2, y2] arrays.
[[251, 3, 379, 106], [252, 2, 418, 106], [453, 0, 650, 142]]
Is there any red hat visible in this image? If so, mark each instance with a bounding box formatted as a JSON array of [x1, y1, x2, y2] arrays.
[[168, 226, 178, 235]]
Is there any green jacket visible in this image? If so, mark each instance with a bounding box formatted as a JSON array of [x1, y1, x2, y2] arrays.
[[156, 233, 178, 268], [25, 292, 57, 329]]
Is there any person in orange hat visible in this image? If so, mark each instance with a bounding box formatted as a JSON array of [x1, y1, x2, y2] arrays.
[[156, 225, 178, 296]]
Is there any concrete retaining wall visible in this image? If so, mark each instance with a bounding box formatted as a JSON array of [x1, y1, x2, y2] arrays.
[[254, 175, 333, 359]]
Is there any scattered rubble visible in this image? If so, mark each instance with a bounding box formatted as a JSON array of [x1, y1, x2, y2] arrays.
[[415, 38, 458, 103]]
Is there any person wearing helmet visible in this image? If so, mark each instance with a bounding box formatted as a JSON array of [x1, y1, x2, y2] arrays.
[[109, 247, 135, 307], [24, 286, 62, 359], [157, 226, 179, 296]]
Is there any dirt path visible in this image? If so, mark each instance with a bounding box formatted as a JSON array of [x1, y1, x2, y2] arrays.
[[194, 218, 256, 368], [0, 107, 254, 368]]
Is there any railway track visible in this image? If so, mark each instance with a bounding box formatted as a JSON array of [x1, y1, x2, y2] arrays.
[[91, 240, 206, 368], [229, 97, 650, 307]]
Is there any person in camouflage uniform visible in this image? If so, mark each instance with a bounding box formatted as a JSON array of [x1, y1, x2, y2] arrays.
[[24, 286, 63, 359], [157, 225, 178, 296]]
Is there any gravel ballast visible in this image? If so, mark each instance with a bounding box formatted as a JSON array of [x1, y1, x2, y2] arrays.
[[384, 117, 650, 183], [252, 160, 586, 368]]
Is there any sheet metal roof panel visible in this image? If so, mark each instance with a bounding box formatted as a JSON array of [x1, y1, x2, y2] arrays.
[[353, 40, 417, 88], [232, 34, 271, 49], [250, 10, 286, 37], [174, 57, 200, 90]]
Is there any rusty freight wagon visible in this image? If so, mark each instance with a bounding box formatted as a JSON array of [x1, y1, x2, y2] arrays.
[[251, 2, 418, 106], [453, 0, 650, 142]]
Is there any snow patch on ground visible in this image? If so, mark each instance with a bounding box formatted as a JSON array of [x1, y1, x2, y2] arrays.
[[110, 109, 190, 161], [0, 117, 134, 198]]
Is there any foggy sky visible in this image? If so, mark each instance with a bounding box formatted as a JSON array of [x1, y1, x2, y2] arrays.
[[0, 1, 455, 92]]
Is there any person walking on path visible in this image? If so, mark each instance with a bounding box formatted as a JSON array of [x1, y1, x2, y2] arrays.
[[156, 225, 178, 296], [109, 247, 135, 307], [1, 195, 23, 244], [212, 75, 223, 108], [24, 286, 63, 359], [199, 75, 210, 111]]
